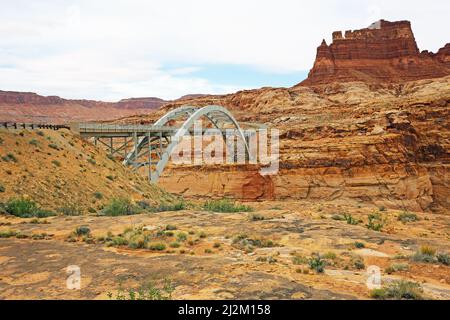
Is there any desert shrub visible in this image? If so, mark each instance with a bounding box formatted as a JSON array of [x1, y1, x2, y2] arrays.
[[5, 198, 56, 218], [370, 280, 424, 300], [213, 242, 221, 248], [29, 139, 39, 146], [93, 192, 103, 200], [106, 175, 114, 181], [58, 205, 83, 216], [154, 201, 187, 212], [75, 226, 91, 236], [0, 184, 5, 193], [308, 254, 326, 273], [203, 199, 252, 213], [2, 153, 18, 163], [353, 257, 365, 270], [437, 253, 449, 266], [343, 213, 360, 225], [292, 256, 308, 265], [232, 234, 277, 253], [249, 213, 265, 221], [102, 198, 142, 216], [0, 137, 3, 145], [0, 230, 17, 238], [169, 242, 180, 248], [107, 279, 174, 300], [354, 242, 365, 248], [198, 231, 207, 238], [87, 158, 96, 165], [176, 232, 187, 242], [366, 212, 384, 231], [148, 243, 166, 251], [48, 143, 59, 150], [385, 263, 409, 274], [204, 249, 213, 254], [165, 225, 177, 231], [412, 246, 436, 263], [36, 131, 45, 136], [398, 212, 418, 223], [51, 160, 61, 167]]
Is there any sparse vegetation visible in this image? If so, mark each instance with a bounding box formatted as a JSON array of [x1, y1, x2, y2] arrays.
[[412, 246, 437, 263], [437, 253, 450, 266], [385, 263, 409, 274], [354, 242, 365, 248], [58, 205, 83, 216], [292, 256, 308, 265], [308, 254, 326, 273], [0, 184, 5, 193], [102, 198, 142, 216], [232, 234, 277, 253], [48, 143, 59, 150], [370, 280, 424, 300], [366, 212, 384, 231], [203, 199, 252, 213], [29, 139, 39, 146], [398, 211, 418, 223], [93, 192, 103, 200], [5, 198, 56, 218], [249, 213, 266, 221], [2, 153, 18, 163], [107, 279, 175, 300]]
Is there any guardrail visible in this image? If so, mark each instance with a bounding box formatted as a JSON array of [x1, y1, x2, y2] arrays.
[[1, 122, 70, 130]]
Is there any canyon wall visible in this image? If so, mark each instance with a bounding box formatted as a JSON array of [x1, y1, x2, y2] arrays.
[[0, 91, 167, 124]]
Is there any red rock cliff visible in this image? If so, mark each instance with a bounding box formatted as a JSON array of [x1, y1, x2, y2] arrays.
[[300, 20, 450, 85]]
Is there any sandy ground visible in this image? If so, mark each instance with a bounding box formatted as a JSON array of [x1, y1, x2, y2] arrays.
[[0, 200, 449, 300]]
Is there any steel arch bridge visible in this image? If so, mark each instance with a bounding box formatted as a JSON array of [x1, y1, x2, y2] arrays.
[[73, 105, 252, 183]]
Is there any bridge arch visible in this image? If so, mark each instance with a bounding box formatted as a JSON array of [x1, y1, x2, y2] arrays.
[[120, 105, 251, 183], [151, 105, 251, 182]]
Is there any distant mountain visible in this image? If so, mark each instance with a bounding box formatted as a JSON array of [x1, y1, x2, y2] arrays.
[[0, 91, 171, 124]]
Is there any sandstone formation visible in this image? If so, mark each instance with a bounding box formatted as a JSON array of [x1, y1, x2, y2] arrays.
[[300, 20, 450, 85], [145, 76, 450, 213]]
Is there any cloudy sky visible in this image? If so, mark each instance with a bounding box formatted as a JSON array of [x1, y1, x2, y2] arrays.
[[0, 0, 449, 101]]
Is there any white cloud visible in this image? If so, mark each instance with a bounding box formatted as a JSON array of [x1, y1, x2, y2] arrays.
[[0, 0, 448, 100]]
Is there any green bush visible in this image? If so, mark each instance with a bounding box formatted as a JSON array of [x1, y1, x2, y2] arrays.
[[156, 201, 187, 212], [93, 192, 103, 200], [0, 230, 17, 238], [437, 253, 449, 266], [5, 198, 56, 218], [203, 199, 252, 213], [48, 143, 59, 150], [176, 232, 187, 242], [102, 198, 142, 216], [354, 242, 365, 248], [366, 212, 384, 231], [370, 280, 424, 300], [170, 242, 181, 248], [29, 139, 39, 146], [398, 212, 418, 223], [75, 226, 91, 236], [148, 243, 166, 251], [0, 184, 5, 193], [2, 153, 18, 163], [343, 213, 360, 225], [308, 254, 326, 273]]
